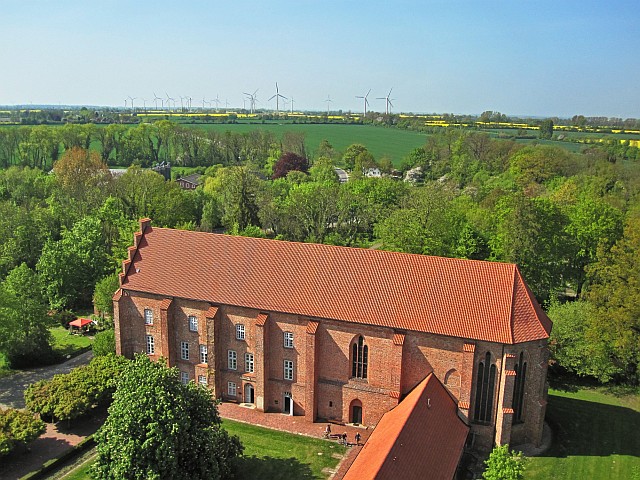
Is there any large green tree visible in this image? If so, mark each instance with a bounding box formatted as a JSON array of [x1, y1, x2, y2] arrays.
[[93, 355, 243, 480], [0, 263, 54, 368], [585, 213, 640, 383]]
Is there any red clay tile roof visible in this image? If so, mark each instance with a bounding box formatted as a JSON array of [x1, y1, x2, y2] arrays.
[[120, 221, 551, 344], [255, 313, 268, 327], [306, 320, 319, 334], [343, 373, 469, 480]]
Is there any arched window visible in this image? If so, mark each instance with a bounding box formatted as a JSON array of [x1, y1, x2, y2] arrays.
[[473, 352, 496, 424], [351, 336, 368, 379], [512, 352, 527, 423]]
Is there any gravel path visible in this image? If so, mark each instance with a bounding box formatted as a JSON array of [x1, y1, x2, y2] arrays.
[[0, 350, 93, 409]]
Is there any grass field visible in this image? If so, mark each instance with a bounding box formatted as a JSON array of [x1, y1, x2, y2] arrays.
[[526, 384, 640, 480], [50, 326, 93, 357], [224, 419, 347, 479], [184, 123, 428, 165]]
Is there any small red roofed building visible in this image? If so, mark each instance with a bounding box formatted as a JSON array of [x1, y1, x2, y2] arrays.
[[113, 219, 551, 456], [343, 373, 469, 480]]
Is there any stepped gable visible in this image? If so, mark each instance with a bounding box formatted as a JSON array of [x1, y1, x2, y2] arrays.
[[343, 373, 469, 480], [119, 219, 551, 344]]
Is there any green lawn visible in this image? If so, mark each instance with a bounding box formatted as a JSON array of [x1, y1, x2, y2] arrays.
[[526, 385, 640, 479], [49, 326, 93, 357], [224, 419, 347, 479], [49, 420, 346, 479]]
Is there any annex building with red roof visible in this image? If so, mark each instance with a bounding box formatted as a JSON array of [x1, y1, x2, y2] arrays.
[[114, 219, 551, 462]]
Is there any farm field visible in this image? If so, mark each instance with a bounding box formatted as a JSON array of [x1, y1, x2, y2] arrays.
[[526, 384, 640, 480], [185, 123, 429, 165]]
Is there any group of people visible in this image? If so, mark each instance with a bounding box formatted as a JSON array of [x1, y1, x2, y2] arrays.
[[324, 424, 361, 446]]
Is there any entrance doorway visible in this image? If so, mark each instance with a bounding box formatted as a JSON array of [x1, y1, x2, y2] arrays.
[[244, 384, 254, 404], [350, 399, 363, 425], [284, 392, 293, 416]]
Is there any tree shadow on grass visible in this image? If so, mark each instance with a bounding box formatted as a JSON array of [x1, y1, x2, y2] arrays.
[[542, 394, 640, 458], [233, 455, 315, 480]]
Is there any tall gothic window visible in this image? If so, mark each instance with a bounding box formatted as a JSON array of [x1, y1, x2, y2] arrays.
[[512, 352, 527, 423], [351, 336, 368, 379], [474, 352, 496, 424]]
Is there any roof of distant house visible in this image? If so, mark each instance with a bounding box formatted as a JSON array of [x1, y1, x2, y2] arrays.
[[177, 173, 202, 185], [343, 373, 469, 480], [119, 220, 551, 344]]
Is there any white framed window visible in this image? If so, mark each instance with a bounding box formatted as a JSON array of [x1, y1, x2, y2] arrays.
[[245, 353, 254, 373], [236, 324, 245, 340], [144, 308, 153, 325], [284, 360, 294, 381], [189, 315, 198, 332], [181, 341, 190, 361], [228, 350, 237, 370], [198, 375, 207, 386], [228, 381, 237, 397], [146, 335, 155, 354], [200, 345, 208, 364], [284, 331, 294, 348], [180, 371, 189, 384]]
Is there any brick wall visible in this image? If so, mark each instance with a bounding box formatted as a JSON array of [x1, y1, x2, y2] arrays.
[[114, 291, 550, 450]]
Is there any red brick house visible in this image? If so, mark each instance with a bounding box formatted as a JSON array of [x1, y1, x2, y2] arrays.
[[114, 219, 551, 453]]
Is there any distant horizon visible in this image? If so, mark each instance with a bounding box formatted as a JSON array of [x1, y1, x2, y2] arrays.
[[2, 1, 639, 118], [0, 104, 627, 121]]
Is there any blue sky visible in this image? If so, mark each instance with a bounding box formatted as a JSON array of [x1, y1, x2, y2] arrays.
[[1, 0, 639, 117]]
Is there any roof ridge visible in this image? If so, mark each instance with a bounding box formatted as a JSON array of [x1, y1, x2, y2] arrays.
[[507, 264, 517, 345], [376, 373, 434, 475], [150, 225, 522, 269]]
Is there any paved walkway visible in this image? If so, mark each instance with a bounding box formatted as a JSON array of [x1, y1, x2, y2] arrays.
[[0, 351, 93, 409], [0, 413, 103, 480], [218, 402, 371, 478]]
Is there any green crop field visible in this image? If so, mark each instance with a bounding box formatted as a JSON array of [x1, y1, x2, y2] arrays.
[[526, 384, 640, 480], [185, 123, 429, 165]]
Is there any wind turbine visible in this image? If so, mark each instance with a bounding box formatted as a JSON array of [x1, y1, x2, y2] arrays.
[[212, 95, 221, 111], [243, 89, 258, 114], [128, 96, 137, 112], [377, 88, 395, 115], [165, 93, 174, 111], [355, 89, 370, 116], [289, 97, 294, 114], [124, 99, 128, 110], [325, 95, 333, 114], [268, 82, 287, 115], [179, 96, 185, 112], [153, 93, 162, 110]]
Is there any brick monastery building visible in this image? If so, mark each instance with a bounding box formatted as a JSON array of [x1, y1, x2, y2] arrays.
[[114, 219, 551, 457]]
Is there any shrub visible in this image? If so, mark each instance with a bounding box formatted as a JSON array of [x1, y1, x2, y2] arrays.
[[0, 408, 45, 456], [93, 329, 115, 357], [25, 354, 129, 423], [483, 444, 526, 480]]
